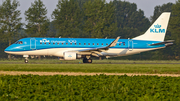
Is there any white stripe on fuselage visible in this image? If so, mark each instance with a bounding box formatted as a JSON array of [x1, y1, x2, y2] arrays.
[[5, 47, 165, 57]]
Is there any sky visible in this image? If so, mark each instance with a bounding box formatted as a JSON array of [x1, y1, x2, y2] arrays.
[[0, 0, 177, 23], [121, 0, 176, 17]]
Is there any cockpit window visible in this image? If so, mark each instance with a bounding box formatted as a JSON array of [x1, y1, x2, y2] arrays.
[[14, 41, 23, 44], [19, 41, 23, 44], [15, 41, 19, 44]]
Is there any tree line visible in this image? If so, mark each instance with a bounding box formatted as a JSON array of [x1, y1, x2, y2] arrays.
[[0, 0, 179, 60]]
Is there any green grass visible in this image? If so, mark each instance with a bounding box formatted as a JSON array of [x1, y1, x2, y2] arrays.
[[0, 59, 180, 74], [0, 64, 180, 74]]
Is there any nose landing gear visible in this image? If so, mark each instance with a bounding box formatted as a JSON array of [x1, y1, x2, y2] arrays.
[[25, 58, 28, 63], [23, 55, 29, 63]]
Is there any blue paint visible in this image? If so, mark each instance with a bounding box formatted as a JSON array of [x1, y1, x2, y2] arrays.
[[4, 37, 165, 52], [150, 24, 165, 33]]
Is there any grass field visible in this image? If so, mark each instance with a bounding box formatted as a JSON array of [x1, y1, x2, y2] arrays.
[[1, 59, 180, 100], [0, 59, 180, 74]]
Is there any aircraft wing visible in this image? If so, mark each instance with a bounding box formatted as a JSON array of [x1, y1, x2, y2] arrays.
[[150, 40, 174, 46], [79, 36, 120, 52], [72, 36, 120, 57]]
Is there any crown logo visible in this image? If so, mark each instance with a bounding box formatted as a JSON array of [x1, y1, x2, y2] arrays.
[[40, 39, 50, 43], [68, 55, 72, 57], [154, 24, 161, 28]]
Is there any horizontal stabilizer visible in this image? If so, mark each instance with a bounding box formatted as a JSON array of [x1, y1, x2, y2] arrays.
[[150, 40, 174, 46]]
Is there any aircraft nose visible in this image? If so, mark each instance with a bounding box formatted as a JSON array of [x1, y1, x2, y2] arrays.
[[4, 46, 12, 53]]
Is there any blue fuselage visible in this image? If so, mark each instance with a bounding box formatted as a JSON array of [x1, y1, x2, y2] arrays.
[[4, 38, 165, 57], [5, 38, 164, 51]]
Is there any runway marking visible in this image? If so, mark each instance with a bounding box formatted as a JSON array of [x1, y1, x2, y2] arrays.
[[0, 71, 180, 77]]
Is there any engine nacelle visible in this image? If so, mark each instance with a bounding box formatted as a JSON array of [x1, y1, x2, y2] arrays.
[[63, 52, 81, 60]]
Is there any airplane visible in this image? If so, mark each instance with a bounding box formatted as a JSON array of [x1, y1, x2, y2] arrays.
[[4, 12, 174, 63]]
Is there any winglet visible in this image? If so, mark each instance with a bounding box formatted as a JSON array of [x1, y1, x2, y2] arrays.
[[108, 36, 120, 47]]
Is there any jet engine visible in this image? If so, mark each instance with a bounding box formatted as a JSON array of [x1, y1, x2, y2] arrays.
[[63, 52, 81, 60]]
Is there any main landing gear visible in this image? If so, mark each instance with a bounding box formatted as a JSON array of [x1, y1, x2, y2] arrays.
[[83, 56, 92, 63], [83, 58, 92, 63]]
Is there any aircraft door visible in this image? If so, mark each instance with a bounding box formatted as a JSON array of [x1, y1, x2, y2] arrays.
[[128, 39, 133, 51], [30, 38, 36, 49]]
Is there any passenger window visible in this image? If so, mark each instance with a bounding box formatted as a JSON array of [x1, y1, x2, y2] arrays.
[[49, 43, 51, 45], [119, 43, 121, 46], [62, 43, 64, 45], [75, 43, 77, 45], [93, 43, 94, 45], [88, 43, 90, 45], [57, 43, 59, 45], [102, 43, 103, 45], [70, 43, 72, 45], [106, 43, 108, 45], [44, 43, 46, 45], [84, 43, 86, 45], [97, 43, 99, 45], [79, 43, 81, 45], [40, 43, 42, 44], [123, 42, 125, 46], [53, 43, 55, 45], [66, 43, 68, 45]]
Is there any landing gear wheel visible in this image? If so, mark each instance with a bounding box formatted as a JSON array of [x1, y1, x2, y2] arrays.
[[87, 59, 92, 63], [25, 59, 28, 63], [83, 58, 92, 63]]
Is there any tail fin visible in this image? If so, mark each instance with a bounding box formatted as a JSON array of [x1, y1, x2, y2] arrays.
[[133, 12, 171, 41]]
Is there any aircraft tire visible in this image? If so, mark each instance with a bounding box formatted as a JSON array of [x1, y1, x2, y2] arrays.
[[25, 59, 28, 63], [87, 59, 92, 63], [83, 58, 92, 63], [83, 58, 87, 63]]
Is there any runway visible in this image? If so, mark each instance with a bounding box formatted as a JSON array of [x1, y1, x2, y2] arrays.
[[0, 62, 180, 64]]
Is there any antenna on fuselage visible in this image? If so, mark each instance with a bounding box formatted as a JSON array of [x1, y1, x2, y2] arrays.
[[59, 36, 61, 38]]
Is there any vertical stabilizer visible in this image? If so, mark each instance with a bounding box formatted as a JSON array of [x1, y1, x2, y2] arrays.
[[133, 12, 171, 41]]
